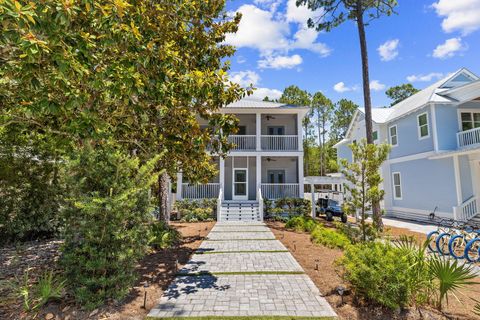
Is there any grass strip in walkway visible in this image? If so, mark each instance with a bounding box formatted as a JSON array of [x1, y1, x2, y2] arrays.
[[195, 250, 289, 254], [205, 238, 277, 241], [209, 231, 270, 233], [147, 316, 335, 320], [175, 271, 305, 277]]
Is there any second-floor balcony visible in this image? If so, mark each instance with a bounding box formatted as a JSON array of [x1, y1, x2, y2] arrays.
[[457, 127, 480, 148], [227, 134, 300, 151]]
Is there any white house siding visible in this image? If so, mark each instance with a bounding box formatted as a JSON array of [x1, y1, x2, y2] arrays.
[[389, 157, 457, 215], [336, 143, 352, 163], [459, 155, 474, 202]]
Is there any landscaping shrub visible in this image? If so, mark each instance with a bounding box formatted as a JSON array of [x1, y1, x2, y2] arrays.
[[310, 225, 351, 249], [285, 216, 317, 232], [265, 197, 311, 218], [61, 147, 157, 309], [176, 199, 216, 221], [338, 241, 413, 309], [148, 221, 181, 249]]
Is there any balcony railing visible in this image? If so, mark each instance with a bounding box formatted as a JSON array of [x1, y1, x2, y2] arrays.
[[182, 183, 220, 199], [457, 127, 480, 148], [454, 196, 478, 221], [261, 183, 299, 199], [261, 135, 298, 151], [228, 135, 256, 150]]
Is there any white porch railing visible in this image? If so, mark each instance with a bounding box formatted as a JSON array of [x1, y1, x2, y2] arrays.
[[457, 127, 480, 148], [257, 188, 264, 220], [217, 188, 223, 221], [261, 183, 300, 199], [454, 196, 478, 221], [182, 183, 220, 199], [261, 135, 298, 150], [228, 135, 256, 150]]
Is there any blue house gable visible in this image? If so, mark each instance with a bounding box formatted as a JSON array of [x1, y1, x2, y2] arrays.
[[335, 68, 480, 223]]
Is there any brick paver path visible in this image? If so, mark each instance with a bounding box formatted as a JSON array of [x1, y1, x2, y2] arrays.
[[148, 222, 337, 318]]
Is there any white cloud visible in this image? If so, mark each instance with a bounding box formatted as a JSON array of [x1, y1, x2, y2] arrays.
[[432, 37, 466, 59], [370, 80, 386, 91], [230, 70, 260, 87], [377, 39, 400, 61], [333, 82, 357, 93], [432, 0, 480, 35], [250, 87, 283, 100], [254, 0, 282, 12], [224, 3, 331, 67], [258, 54, 303, 69], [406, 72, 444, 82]]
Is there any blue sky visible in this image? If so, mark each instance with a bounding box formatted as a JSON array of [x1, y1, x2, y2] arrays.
[[224, 0, 480, 107]]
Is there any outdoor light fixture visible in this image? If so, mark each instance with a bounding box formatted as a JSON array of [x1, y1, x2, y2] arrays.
[[336, 286, 346, 305], [293, 241, 296, 252], [142, 281, 149, 309], [314, 259, 319, 271], [175, 259, 179, 274]]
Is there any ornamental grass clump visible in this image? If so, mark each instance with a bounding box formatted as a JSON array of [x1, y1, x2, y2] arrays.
[[61, 147, 158, 309]]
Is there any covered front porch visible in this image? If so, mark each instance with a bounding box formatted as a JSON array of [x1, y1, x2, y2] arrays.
[[178, 155, 304, 201]]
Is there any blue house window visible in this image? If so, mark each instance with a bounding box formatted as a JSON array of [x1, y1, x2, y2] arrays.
[[392, 172, 402, 200], [389, 125, 398, 146], [417, 113, 429, 139]]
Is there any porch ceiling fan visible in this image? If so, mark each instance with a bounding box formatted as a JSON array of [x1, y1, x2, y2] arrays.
[[265, 115, 276, 121], [265, 157, 277, 162]]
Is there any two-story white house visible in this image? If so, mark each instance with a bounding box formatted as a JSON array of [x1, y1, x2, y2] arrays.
[[335, 68, 480, 223], [176, 99, 309, 221]]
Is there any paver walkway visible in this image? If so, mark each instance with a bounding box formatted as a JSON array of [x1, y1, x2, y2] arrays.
[[148, 222, 337, 318]]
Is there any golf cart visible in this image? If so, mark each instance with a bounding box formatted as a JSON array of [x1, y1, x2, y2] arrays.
[[316, 196, 347, 223]]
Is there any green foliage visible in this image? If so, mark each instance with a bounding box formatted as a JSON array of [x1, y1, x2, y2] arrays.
[[429, 256, 478, 310], [341, 139, 390, 239], [15, 270, 65, 311], [285, 216, 318, 233], [386, 83, 419, 106], [61, 147, 158, 309], [274, 198, 312, 217], [311, 91, 334, 176], [310, 225, 350, 249], [338, 241, 412, 309], [148, 221, 181, 250], [329, 99, 358, 142], [176, 199, 216, 222]]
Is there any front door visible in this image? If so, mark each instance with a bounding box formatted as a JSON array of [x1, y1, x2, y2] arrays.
[[267, 170, 285, 183], [233, 168, 248, 200]]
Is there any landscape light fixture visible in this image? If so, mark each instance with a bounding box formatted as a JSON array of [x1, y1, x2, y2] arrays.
[[142, 281, 149, 309]]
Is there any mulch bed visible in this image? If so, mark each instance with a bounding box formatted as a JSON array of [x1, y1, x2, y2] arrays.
[[0, 221, 215, 320], [266, 219, 480, 320]]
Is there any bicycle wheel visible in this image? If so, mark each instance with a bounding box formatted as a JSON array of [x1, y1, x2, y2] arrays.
[[448, 234, 465, 259], [427, 230, 439, 252], [436, 232, 452, 255], [464, 238, 480, 263]]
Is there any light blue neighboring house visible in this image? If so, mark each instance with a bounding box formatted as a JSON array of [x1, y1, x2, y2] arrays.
[[335, 68, 480, 223]]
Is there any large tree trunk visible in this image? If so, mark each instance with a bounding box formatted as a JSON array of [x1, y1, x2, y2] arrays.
[[158, 171, 170, 223], [356, 1, 383, 230], [317, 112, 323, 176]]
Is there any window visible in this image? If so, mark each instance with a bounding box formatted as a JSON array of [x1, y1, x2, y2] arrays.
[[389, 125, 398, 146], [372, 131, 378, 141], [461, 112, 480, 131], [417, 113, 429, 139], [267, 170, 285, 183], [267, 126, 285, 135], [392, 172, 402, 200], [237, 125, 247, 135]]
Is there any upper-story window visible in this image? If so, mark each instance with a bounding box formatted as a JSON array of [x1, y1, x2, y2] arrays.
[[372, 131, 378, 141], [389, 125, 398, 146], [417, 112, 429, 139], [461, 112, 480, 131]]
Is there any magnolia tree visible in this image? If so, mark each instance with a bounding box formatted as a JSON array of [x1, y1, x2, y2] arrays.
[[341, 139, 390, 241]]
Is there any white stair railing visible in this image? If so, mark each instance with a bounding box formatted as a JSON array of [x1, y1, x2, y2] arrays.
[[217, 188, 223, 221], [457, 127, 480, 148], [182, 183, 220, 199], [228, 135, 256, 150], [260, 183, 300, 199], [257, 188, 264, 221], [261, 135, 298, 150], [454, 196, 478, 221]]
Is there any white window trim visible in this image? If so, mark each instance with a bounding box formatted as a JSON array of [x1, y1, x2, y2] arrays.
[[392, 172, 402, 200], [389, 125, 398, 147], [417, 112, 430, 140]]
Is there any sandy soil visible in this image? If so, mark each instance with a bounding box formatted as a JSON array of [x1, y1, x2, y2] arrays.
[[267, 220, 480, 320], [0, 221, 215, 320]]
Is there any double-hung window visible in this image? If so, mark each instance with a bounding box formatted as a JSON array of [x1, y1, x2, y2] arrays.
[[372, 130, 378, 141], [392, 172, 402, 200], [389, 125, 398, 146], [461, 112, 480, 131], [417, 113, 429, 139]]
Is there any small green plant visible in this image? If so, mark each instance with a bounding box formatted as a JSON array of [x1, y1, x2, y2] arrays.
[[473, 298, 480, 316], [148, 221, 181, 249], [34, 270, 65, 309], [285, 216, 317, 232], [429, 256, 478, 310], [176, 199, 216, 221], [16, 270, 31, 311], [310, 225, 350, 249]]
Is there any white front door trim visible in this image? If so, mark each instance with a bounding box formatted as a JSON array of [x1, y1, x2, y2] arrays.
[[232, 168, 248, 201]]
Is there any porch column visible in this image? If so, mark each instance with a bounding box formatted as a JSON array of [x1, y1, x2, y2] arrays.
[[298, 155, 304, 198], [256, 155, 262, 199], [297, 113, 303, 151], [219, 157, 225, 200], [311, 184, 315, 218], [453, 155, 462, 206], [176, 172, 183, 200], [256, 113, 261, 151]]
